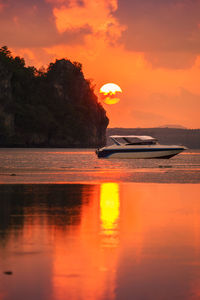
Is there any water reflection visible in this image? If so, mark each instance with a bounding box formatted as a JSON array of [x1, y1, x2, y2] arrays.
[[0, 184, 93, 300], [1, 183, 200, 299], [100, 183, 120, 247], [52, 183, 118, 300]]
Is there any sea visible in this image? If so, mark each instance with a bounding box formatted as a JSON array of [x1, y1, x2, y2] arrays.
[[0, 148, 200, 300]]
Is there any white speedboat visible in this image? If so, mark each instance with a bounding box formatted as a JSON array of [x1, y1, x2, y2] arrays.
[[96, 135, 187, 159]]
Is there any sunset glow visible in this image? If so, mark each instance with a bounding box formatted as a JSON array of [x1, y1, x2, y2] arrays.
[[0, 0, 199, 127]]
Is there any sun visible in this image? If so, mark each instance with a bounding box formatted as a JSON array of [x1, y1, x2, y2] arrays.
[[99, 83, 122, 105]]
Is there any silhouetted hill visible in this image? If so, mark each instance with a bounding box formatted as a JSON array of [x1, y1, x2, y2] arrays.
[[107, 128, 200, 149], [0, 46, 109, 147], [158, 124, 187, 129]]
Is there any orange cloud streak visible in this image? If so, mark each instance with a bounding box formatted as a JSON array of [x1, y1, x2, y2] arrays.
[[1, 0, 200, 128], [52, 0, 126, 43]]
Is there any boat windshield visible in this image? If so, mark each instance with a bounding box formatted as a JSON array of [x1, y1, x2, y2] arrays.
[[110, 135, 157, 146]]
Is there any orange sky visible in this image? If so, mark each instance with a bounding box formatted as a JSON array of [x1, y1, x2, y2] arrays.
[[1, 0, 200, 128]]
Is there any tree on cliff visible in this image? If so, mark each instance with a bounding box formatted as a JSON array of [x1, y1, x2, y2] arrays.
[[0, 46, 109, 147]]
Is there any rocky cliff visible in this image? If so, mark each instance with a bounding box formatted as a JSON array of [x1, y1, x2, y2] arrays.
[[0, 46, 109, 147]]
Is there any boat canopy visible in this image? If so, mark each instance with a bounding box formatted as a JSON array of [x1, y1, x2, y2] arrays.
[[110, 135, 157, 145]]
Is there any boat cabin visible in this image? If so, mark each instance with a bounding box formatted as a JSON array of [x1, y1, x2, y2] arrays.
[[110, 135, 157, 146]]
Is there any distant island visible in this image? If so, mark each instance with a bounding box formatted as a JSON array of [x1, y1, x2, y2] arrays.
[[0, 46, 109, 147], [107, 128, 200, 149], [158, 124, 187, 129]]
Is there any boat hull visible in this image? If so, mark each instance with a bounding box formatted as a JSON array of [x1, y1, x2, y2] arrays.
[[96, 148, 185, 159]]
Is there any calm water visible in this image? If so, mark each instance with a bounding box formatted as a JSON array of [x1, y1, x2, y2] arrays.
[[0, 149, 200, 300], [0, 148, 199, 183]]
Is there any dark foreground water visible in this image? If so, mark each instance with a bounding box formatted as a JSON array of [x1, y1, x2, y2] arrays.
[[0, 149, 200, 300]]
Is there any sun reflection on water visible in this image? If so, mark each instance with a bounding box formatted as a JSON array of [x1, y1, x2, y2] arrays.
[[100, 183, 120, 247]]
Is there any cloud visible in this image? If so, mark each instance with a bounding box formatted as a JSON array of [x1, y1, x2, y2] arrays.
[[0, 0, 91, 48], [0, 0, 7, 10], [41, 0, 126, 67], [145, 52, 198, 69], [115, 0, 200, 69], [52, 0, 126, 44], [0, 0, 125, 63]]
